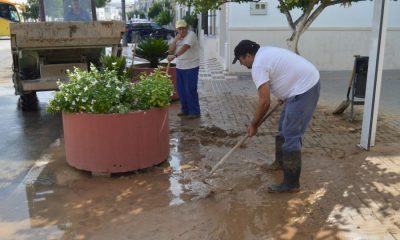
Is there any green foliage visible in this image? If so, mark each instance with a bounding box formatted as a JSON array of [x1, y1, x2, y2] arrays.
[[133, 68, 174, 110], [127, 10, 135, 19], [95, 0, 111, 8], [135, 38, 169, 68], [100, 55, 131, 80], [183, 12, 198, 30], [148, 2, 163, 19], [148, 0, 174, 25], [47, 64, 173, 114], [156, 10, 174, 26], [23, 0, 39, 21], [139, 12, 146, 19], [47, 64, 135, 114]]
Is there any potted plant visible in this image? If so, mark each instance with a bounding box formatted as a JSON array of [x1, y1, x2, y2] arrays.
[[47, 59, 173, 174], [134, 38, 179, 100]]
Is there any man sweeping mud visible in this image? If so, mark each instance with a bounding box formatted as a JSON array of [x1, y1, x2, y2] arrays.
[[232, 40, 320, 193]]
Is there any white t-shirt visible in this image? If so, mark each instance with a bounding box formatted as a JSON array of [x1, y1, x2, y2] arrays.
[[251, 46, 320, 100], [175, 31, 200, 70]]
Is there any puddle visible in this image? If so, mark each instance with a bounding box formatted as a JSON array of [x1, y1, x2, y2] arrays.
[[168, 138, 185, 206]]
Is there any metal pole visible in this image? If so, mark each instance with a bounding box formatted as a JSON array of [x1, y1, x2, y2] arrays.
[[122, 0, 127, 46], [39, 0, 45, 22], [359, 0, 389, 150], [91, 0, 97, 21]]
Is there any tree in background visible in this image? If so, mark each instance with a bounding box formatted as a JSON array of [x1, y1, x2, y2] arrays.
[[148, 0, 174, 26], [156, 10, 173, 26], [183, 12, 198, 32], [23, 0, 39, 21], [127, 9, 145, 19], [148, 2, 163, 19], [95, 0, 111, 8], [127, 10, 134, 19], [175, 0, 363, 54]]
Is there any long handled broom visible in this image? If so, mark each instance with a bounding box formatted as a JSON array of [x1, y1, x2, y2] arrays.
[[208, 102, 281, 176], [332, 55, 358, 115]]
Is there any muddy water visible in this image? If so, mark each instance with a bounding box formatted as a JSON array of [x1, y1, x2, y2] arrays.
[[0, 103, 399, 239]]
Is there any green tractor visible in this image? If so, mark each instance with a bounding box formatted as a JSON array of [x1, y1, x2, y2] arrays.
[[10, 0, 125, 111]]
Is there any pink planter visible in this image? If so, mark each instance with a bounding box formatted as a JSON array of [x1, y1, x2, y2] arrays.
[[133, 64, 179, 100], [62, 107, 169, 173]]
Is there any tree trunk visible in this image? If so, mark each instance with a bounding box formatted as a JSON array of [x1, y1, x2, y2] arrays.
[[286, 30, 301, 55]]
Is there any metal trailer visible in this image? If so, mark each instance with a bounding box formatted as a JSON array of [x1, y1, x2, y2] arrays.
[[9, 0, 125, 111]]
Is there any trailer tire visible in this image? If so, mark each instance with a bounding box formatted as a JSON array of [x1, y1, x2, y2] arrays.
[[19, 92, 38, 111]]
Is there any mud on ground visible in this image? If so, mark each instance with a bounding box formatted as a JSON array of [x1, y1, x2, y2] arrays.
[[1, 103, 399, 240]]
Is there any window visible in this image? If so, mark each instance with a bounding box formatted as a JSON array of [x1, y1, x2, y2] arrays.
[[150, 23, 161, 30], [0, 4, 20, 22]]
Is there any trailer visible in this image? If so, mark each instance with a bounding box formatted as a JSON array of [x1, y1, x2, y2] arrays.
[[10, 0, 125, 111]]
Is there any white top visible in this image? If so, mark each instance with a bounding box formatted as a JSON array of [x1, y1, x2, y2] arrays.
[[251, 46, 320, 100], [175, 31, 200, 70]]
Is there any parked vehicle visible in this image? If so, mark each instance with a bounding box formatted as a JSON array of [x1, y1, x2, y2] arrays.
[[125, 21, 175, 43], [10, 0, 125, 111], [0, 0, 24, 37]]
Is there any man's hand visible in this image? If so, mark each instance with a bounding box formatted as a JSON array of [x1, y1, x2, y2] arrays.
[[175, 33, 182, 41], [167, 55, 176, 62], [247, 123, 258, 137]]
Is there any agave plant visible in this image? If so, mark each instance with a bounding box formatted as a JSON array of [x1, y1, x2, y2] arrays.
[[135, 38, 169, 68]]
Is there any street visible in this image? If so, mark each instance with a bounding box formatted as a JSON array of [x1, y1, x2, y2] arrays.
[[0, 39, 62, 199]]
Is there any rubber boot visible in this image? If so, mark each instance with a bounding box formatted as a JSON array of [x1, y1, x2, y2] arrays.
[[268, 151, 301, 193], [265, 135, 284, 171]]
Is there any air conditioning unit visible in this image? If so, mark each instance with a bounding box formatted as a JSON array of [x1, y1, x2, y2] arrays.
[[250, 2, 267, 15]]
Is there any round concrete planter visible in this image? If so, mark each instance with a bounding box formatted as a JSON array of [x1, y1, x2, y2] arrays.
[[133, 63, 179, 100], [62, 107, 169, 173]]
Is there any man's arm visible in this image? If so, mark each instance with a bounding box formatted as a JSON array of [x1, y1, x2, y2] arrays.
[[168, 38, 178, 54], [167, 44, 191, 62], [247, 82, 271, 137]]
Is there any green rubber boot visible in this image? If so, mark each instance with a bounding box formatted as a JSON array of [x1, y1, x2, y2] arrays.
[[268, 151, 301, 193]]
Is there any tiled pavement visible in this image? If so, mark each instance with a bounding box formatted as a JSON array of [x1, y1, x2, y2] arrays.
[[197, 58, 400, 150]]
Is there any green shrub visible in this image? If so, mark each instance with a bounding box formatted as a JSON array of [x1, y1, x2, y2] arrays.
[[133, 68, 174, 110], [47, 64, 173, 114]]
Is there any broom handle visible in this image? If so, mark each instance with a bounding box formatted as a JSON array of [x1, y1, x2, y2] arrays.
[[209, 103, 281, 175], [166, 61, 170, 74], [346, 55, 359, 100]]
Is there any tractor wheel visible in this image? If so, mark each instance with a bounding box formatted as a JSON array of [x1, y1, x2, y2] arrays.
[[19, 92, 38, 111]]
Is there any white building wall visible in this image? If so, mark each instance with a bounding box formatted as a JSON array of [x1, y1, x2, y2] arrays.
[[222, 1, 400, 72]]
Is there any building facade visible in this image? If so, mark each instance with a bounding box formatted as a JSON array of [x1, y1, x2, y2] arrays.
[[205, 1, 400, 72]]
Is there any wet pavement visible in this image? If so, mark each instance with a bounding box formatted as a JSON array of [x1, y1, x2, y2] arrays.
[[0, 39, 400, 239]]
